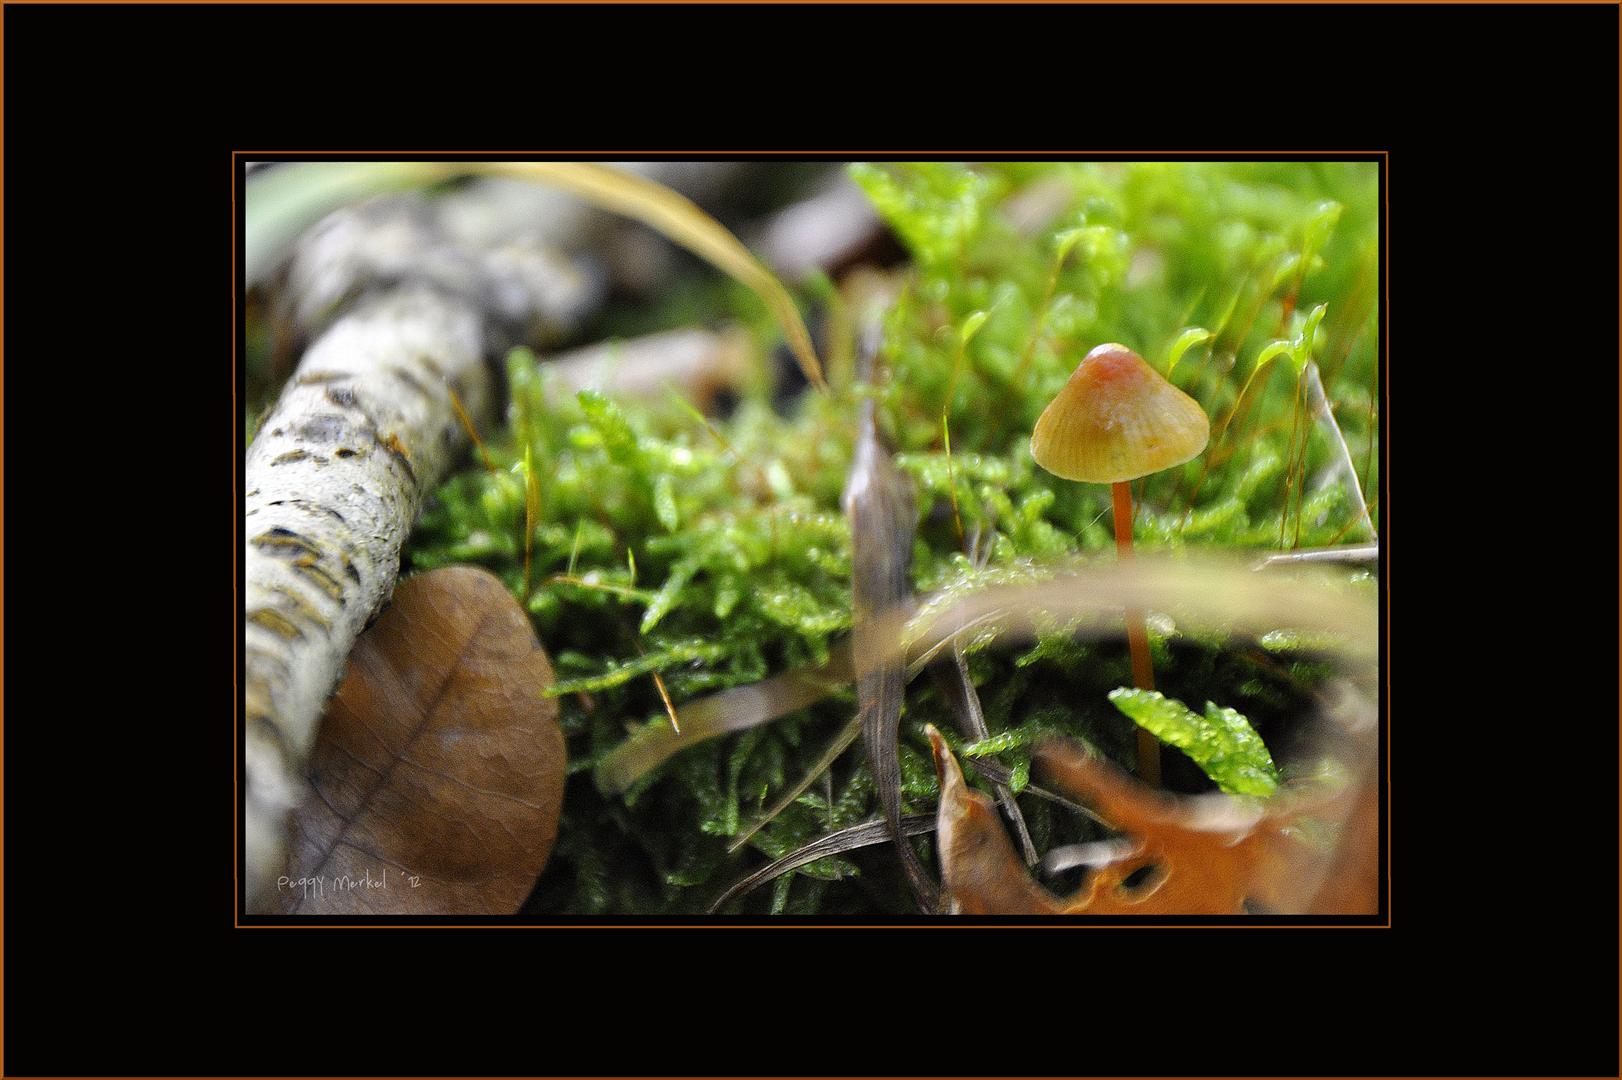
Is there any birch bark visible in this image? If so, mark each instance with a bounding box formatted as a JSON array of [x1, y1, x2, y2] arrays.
[[243, 193, 591, 911]]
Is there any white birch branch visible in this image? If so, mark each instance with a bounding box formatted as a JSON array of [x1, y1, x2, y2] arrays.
[[244, 286, 490, 910], [243, 193, 592, 912]]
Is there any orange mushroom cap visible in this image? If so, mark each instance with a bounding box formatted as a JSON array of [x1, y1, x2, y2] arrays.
[[1030, 343, 1210, 484]]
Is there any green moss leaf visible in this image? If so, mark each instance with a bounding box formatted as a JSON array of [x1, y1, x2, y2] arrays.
[[577, 388, 640, 464], [1107, 688, 1280, 797], [1290, 303, 1330, 375], [960, 729, 1028, 757], [1166, 327, 1213, 376], [654, 474, 680, 533], [959, 308, 992, 345], [1253, 338, 1295, 374], [849, 162, 988, 267], [549, 639, 727, 695]]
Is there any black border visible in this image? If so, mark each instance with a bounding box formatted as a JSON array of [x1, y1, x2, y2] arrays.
[[2, 3, 1615, 1077]]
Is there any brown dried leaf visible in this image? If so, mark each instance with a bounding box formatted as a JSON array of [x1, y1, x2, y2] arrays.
[[928, 727, 1376, 916], [278, 566, 566, 915], [929, 727, 1070, 915]]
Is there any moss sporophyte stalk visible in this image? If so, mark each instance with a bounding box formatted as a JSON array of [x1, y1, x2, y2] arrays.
[[400, 161, 1379, 914]]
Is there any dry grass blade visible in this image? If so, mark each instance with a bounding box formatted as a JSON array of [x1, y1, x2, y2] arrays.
[[595, 643, 854, 793], [955, 757, 1104, 824], [244, 160, 445, 287], [650, 669, 682, 735], [900, 553, 1377, 675], [523, 443, 539, 595], [470, 161, 824, 389], [446, 383, 496, 473], [1303, 359, 1376, 541], [728, 716, 862, 855], [843, 338, 938, 912], [932, 526, 1040, 858], [931, 647, 1039, 865], [708, 814, 937, 913], [1254, 542, 1378, 568]]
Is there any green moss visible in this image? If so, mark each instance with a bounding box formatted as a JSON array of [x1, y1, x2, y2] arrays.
[[401, 161, 1380, 914], [1109, 688, 1281, 797]]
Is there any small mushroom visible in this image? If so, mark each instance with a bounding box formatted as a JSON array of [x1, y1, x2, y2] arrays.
[[1030, 343, 1209, 785]]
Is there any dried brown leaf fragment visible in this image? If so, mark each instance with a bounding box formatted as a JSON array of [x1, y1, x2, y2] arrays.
[[928, 727, 1376, 916]]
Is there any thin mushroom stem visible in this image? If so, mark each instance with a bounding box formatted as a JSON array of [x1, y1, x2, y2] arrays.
[[1111, 480, 1161, 785]]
